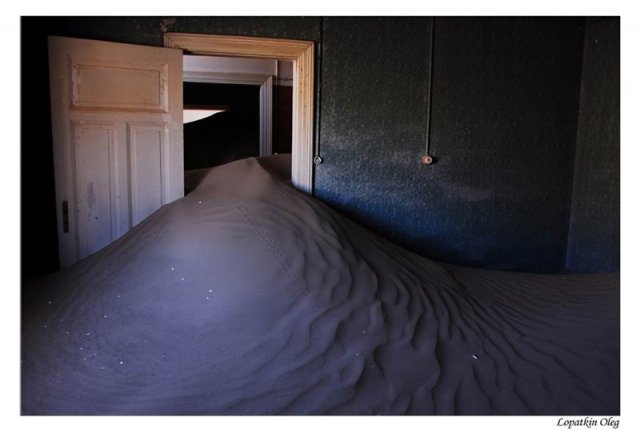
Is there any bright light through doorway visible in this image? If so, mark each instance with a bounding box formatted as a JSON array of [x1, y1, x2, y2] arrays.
[[183, 109, 226, 124]]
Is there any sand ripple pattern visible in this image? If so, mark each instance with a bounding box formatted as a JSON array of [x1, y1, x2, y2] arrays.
[[21, 156, 619, 415]]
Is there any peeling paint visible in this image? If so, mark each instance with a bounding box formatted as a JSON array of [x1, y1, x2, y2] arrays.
[[87, 182, 96, 211]]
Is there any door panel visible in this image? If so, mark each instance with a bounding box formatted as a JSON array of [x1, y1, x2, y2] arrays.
[[128, 123, 168, 227], [73, 122, 117, 257], [71, 63, 168, 111], [49, 36, 183, 268]]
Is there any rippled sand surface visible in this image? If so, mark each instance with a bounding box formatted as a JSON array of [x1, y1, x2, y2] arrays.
[[21, 155, 619, 415]]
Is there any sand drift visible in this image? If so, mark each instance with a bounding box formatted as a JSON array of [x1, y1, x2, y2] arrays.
[[21, 156, 619, 415]]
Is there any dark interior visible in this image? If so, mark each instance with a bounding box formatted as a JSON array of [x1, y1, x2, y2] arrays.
[[183, 82, 260, 172], [273, 84, 293, 155]]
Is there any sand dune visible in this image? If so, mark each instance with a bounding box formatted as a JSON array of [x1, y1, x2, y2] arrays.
[[21, 155, 619, 415]]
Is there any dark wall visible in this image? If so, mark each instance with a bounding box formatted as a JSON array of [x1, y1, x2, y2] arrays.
[[183, 83, 260, 171], [316, 17, 585, 272], [21, 16, 322, 47], [21, 16, 618, 276], [21, 21, 59, 277], [565, 18, 620, 273]]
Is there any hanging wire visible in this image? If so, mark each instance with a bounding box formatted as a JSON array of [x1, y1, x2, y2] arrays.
[[422, 17, 436, 165], [313, 17, 324, 166]]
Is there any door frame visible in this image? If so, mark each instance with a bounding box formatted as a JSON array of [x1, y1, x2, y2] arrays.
[[164, 33, 314, 193], [183, 71, 273, 156]]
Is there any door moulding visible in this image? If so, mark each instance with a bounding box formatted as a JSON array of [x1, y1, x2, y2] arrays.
[[164, 33, 314, 193], [183, 71, 273, 157]]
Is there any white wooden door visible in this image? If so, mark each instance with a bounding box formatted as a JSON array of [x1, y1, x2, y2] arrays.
[[48, 36, 183, 268]]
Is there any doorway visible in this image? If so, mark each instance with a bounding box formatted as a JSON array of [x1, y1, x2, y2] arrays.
[[180, 54, 294, 194], [164, 33, 315, 194]]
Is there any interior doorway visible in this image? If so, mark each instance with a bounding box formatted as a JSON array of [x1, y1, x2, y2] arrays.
[[180, 55, 294, 194], [164, 33, 315, 194]]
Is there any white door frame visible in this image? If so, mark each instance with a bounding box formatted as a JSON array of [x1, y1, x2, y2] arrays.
[[183, 71, 273, 156], [164, 33, 315, 193]]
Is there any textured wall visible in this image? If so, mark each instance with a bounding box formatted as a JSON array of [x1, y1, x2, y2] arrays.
[[316, 17, 585, 272], [315, 16, 433, 257], [565, 18, 620, 273], [23, 16, 322, 46], [426, 17, 584, 272]]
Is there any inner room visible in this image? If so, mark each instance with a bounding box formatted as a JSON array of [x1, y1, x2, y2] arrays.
[[182, 55, 293, 194]]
